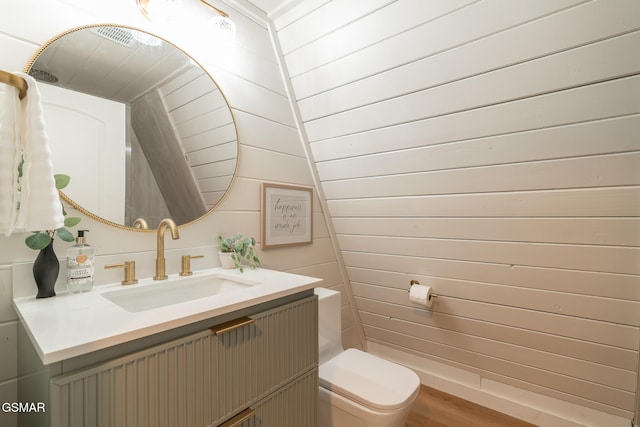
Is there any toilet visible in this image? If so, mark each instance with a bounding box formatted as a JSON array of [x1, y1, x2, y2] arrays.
[[315, 287, 420, 427]]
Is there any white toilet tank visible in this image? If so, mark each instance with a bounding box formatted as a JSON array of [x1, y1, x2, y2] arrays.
[[315, 287, 344, 364]]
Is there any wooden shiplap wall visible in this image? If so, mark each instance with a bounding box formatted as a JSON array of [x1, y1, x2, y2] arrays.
[[274, 0, 640, 420], [0, 2, 363, 426]]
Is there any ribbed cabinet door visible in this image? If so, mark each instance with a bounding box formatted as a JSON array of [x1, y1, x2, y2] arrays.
[[210, 294, 318, 424], [50, 294, 318, 427], [247, 369, 318, 427], [50, 329, 213, 427]]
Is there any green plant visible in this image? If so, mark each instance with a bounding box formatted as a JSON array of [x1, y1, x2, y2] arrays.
[[218, 232, 260, 272], [24, 174, 81, 250]]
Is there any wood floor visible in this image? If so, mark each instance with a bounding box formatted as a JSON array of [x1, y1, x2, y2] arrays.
[[406, 386, 538, 427]]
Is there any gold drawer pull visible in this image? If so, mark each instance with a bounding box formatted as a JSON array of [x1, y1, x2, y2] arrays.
[[217, 408, 255, 427], [210, 316, 255, 335]]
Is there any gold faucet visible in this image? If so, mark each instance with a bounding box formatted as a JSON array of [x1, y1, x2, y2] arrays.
[[154, 218, 180, 280], [132, 217, 149, 229]]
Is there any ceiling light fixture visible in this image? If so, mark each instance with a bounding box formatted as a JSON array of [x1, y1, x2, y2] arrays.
[[198, 0, 228, 18], [135, 0, 236, 48], [199, 0, 236, 45], [136, 0, 178, 22]]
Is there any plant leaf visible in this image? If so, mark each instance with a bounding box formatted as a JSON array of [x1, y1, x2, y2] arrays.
[[54, 174, 70, 190], [25, 233, 52, 250], [57, 228, 75, 242], [64, 217, 81, 227]]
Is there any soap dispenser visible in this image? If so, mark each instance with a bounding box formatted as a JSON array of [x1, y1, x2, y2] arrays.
[[66, 230, 95, 293]]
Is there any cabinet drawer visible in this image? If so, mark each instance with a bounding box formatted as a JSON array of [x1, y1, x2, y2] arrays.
[[209, 295, 317, 420], [50, 294, 318, 427], [216, 368, 317, 427]]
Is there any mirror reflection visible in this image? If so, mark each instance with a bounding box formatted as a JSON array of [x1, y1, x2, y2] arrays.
[[27, 25, 238, 230]]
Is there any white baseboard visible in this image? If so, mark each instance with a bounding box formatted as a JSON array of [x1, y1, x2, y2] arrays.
[[366, 341, 632, 427]]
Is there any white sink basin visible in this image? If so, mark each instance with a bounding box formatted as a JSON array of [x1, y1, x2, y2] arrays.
[[102, 273, 260, 312]]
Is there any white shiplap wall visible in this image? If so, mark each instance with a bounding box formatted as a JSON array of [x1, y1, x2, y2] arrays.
[[0, 1, 362, 426], [160, 67, 237, 210], [274, 0, 640, 422]]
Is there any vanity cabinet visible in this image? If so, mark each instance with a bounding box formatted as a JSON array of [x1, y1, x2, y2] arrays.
[[47, 294, 318, 427]]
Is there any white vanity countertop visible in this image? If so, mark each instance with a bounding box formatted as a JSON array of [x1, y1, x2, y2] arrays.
[[13, 268, 322, 365]]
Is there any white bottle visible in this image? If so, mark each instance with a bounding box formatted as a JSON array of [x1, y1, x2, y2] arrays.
[[66, 230, 95, 293]]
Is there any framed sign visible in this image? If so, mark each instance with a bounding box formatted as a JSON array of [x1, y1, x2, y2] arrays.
[[261, 183, 313, 248]]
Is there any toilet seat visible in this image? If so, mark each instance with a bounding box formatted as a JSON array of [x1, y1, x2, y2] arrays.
[[319, 348, 420, 411]]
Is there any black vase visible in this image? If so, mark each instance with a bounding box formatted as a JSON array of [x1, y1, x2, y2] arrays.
[[33, 240, 59, 298]]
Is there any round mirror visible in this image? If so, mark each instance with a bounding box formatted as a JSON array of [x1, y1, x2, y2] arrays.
[[25, 24, 238, 230]]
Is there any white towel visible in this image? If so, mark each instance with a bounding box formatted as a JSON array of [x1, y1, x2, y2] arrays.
[[13, 73, 64, 233], [0, 82, 21, 236]]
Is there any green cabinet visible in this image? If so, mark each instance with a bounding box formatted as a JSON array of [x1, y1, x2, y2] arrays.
[[48, 294, 318, 427]]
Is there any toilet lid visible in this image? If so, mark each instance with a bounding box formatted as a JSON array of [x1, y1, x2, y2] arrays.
[[319, 348, 420, 411]]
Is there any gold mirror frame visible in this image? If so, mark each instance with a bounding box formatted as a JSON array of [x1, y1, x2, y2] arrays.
[[24, 24, 239, 232]]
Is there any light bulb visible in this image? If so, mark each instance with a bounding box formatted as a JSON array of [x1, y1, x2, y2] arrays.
[[211, 15, 236, 47]]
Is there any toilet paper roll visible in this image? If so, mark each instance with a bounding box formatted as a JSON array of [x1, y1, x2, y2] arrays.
[[409, 284, 434, 308]]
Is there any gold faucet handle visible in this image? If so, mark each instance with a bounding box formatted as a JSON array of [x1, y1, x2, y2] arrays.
[[180, 255, 204, 276], [105, 261, 138, 285]]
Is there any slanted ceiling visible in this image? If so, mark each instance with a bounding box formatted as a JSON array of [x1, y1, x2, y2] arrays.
[[273, 0, 640, 420]]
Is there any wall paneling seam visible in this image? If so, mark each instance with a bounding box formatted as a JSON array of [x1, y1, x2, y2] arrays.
[[266, 19, 367, 350]]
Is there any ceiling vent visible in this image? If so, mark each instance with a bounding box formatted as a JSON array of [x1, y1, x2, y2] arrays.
[[29, 69, 59, 83], [91, 26, 135, 47]]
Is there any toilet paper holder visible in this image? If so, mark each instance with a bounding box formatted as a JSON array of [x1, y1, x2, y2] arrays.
[[408, 279, 438, 299]]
